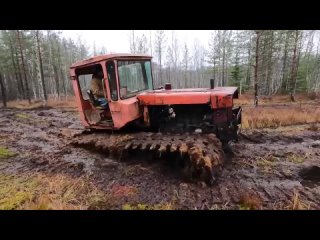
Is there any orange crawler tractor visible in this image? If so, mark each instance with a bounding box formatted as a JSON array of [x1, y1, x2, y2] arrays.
[[70, 54, 242, 184]]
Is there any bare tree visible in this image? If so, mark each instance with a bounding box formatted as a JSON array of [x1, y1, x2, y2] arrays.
[[136, 34, 149, 54], [35, 30, 47, 102], [0, 73, 6, 107], [129, 30, 136, 54], [16, 30, 31, 104], [149, 31, 152, 56], [93, 41, 97, 56], [281, 31, 290, 93], [171, 31, 180, 87], [182, 43, 191, 88], [304, 30, 315, 92], [207, 31, 218, 81], [163, 31, 181, 88], [289, 30, 300, 102], [154, 30, 166, 86], [166, 46, 173, 83], [254, 30, 263, 106]]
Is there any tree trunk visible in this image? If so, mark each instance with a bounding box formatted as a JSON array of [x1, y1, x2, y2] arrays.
[[14, 45, 26, 99], [304, 31, 315, 92], [0, 73, 7, 107], [289, 30, 299, 102], [213, 58, 216, 80], [281, 31, 289, 93], [17, 30, 31, 104], [159, 55, 162, 86], [53, 64, 60, 97], [150, 30, 152, 56], [245, 39, 251, 91], [293, 32, 303, 97], [57, 43, 65, 96], [132, 30, 135, 53], [63, 65, 68, 99], [222, 45, 226, 86], [266, 31, 274, 96], [36, 31, 47, 102], [8, 36, 22, 99], [254, 31, 261, 107]]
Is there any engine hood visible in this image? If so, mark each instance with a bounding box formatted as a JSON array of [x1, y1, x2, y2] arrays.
[[137, 87, 238, 108]]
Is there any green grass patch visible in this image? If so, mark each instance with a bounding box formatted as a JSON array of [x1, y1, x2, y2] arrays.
[[15, 113, 30, 119], [0, 174, 39, 210], [286, 153, 306, 164], [256, 156, 278, 167], [0, 173, 107, 210], [0, 147, 17, 159]]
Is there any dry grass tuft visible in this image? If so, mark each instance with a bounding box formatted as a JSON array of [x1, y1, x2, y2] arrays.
[[122, 202, 174, 210], [286, 153, 306, 164], [241, 105, 320, 129], [6, 96, 77, 110], [238, 192, 262, 210], [0, 173, 106, 210], [235, 93, 319, 106], [308, 123, 319, 131], [285, 191, 311, 210]]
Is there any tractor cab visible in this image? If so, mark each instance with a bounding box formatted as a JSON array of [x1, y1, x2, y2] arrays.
[[70, 54, 153, 129]]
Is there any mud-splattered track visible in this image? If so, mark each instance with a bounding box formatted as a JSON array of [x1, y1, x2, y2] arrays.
[[71, 131, 224, 184], [0, 108, 320, 209]]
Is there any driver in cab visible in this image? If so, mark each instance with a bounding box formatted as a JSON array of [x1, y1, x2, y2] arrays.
[[90, 69, 108, 108]]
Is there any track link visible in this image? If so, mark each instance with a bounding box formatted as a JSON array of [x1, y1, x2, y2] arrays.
[[71, 132, 225, 185]]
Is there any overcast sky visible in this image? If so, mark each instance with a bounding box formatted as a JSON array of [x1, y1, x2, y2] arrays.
[[61, 30, 212, 55]]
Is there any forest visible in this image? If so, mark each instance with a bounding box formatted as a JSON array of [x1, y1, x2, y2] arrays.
[[1, 30, 320, 107]]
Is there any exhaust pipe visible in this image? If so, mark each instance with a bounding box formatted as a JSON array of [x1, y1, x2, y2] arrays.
[[210, 79, 215, 89], [165, 83, 172, 90]]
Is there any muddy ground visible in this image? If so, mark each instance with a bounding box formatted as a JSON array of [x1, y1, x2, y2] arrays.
[[0, 107, 320, 210]]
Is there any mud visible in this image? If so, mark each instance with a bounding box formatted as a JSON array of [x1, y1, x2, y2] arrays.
[[0, 107, 320, 209]]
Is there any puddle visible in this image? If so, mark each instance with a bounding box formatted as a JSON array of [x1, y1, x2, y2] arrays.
[[299, 166, 320, 188], [62, 150, 100, 174]]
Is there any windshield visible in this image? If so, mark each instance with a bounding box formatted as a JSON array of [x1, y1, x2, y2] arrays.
[[117, 60, 153, 99]]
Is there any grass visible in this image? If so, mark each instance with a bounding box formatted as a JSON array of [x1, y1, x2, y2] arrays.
[[15, 113, 30, 119], [6, 96, 77, 110], [6, 93, 320, 130], [122, 202, 174, 210], [110, 184, 138, 198], [256, 156, 278, 166], [241, 106, 320, 129], [209, 203, 230, 210], [283, 169, 293, 177], [0, 173, 106, 210], [14, 113, 50, 126], [0, 175, 38, 210], [256, 155, 279, 173], [238, 192, 262, 210], [0, 147, 17, 159], [234, 93, 320, 106], [286, 153, 306, 164], [286, 191, 311, 210], [308, 123, 319, 131], [255, 155, 278, 173], [234, 93, 320, 129]]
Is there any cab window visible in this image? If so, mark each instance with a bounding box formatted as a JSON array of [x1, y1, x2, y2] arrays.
[[106, 61, 118, 101]]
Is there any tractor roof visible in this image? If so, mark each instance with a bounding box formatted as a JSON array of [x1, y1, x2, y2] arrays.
[[70, 53, 152, 68]]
